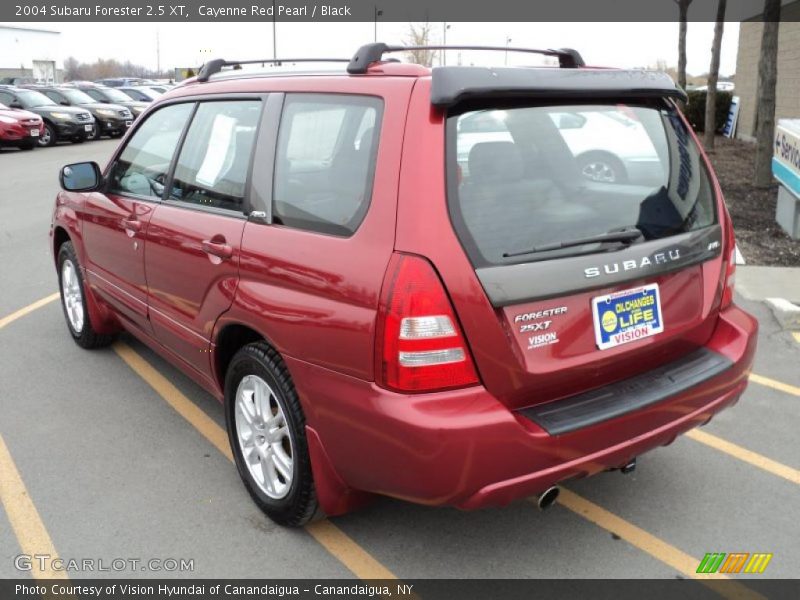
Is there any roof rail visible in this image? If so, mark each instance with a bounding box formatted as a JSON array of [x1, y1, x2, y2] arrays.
[[347, 43, 585, 74], [197, 57, 350, 82]]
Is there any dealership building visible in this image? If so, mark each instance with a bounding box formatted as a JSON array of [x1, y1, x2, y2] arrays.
[[0, 25, 62, 83], [734, 2, 800, 140]]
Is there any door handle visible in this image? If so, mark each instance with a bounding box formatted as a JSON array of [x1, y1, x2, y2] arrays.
[[122, 217, 142, 237], [201, 239, 233, 260]]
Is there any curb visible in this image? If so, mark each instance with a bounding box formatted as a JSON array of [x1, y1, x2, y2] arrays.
[[765, 297, 800, 331]]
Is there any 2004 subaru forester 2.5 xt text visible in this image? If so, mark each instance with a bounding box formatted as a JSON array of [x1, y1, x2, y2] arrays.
[[50, 43, 757, 526]]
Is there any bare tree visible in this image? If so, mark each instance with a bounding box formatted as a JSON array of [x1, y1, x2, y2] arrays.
[[674, 0, 693, 90], [754, 0, 781, 187], [405, 23, 437, 67], [704, 0, 727, 151]]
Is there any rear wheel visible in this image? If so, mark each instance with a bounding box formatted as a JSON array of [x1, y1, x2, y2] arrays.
[[225, 342, 318, 527], [577, 151, 627, 184], [38, 123, 56, 147], [57, 242, 114, 349]]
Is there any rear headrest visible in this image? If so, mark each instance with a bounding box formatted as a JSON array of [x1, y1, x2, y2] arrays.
[[468, 141, 523, 184]]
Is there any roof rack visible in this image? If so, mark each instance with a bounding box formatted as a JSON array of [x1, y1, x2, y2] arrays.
[[346, 43, 585, 74], [196, 58, 350, 82]]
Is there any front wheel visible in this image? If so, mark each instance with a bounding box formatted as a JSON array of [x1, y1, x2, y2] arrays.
[[88, 124, 101, 141], [225, 342, 319, 527], [57, 242, 114, 349], [38, 123, 56, 147]]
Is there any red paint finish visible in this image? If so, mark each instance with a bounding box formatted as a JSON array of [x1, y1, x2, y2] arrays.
[[144, 203, 244, 374], [51, 62, 759, 516]]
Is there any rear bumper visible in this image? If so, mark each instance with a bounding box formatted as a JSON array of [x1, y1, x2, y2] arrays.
[[289, 304, 757, 513]]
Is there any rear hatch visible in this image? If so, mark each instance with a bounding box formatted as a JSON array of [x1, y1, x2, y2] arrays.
[[444, 95, 726, 409]]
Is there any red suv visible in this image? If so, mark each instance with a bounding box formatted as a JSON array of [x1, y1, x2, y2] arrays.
[[0, 101, 44, 150], [51, 44, 757, 526]]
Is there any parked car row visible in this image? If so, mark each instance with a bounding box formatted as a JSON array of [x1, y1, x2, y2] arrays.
[[0, 81, 159, 149]]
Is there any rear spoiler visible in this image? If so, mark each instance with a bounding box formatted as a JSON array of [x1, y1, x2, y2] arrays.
[[431, 66, 687, 108]]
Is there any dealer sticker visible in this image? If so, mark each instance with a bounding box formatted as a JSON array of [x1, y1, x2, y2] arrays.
[[591, 284, 663, 350]]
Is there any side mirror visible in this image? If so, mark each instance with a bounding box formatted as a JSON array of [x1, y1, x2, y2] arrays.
[[60, 100, 70, 106], [60, 162, 102, 192]]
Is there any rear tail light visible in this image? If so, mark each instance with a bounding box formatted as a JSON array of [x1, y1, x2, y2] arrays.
[[721, 213, 737, 309], [376, 253, 479, 392]]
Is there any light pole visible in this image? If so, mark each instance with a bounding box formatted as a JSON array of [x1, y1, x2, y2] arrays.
[[442, 23, 451, 66], [374, 6, 383, 42], [272, 0, 277, 60], [505, 36, 512, 66]]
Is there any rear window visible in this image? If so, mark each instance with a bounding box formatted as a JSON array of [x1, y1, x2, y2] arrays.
[[447, 102, 716, 267]]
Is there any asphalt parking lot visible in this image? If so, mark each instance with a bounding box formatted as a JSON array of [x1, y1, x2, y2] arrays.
[[0, 140, 798, 589]]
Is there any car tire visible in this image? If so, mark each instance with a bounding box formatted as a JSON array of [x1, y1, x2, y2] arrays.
[[225, 342, 319, 527], [57, 241, 114, 349], [577, 151, 628, 184], [88, 125, 101, 141], [38, 123, 56, 147]]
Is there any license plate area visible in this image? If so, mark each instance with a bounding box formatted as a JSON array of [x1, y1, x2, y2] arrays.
[[30, 129, 39, 137], [592, 283, 663, 350], [84, 124, 93, 132]]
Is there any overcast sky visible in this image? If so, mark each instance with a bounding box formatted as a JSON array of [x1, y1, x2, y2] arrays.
[[9, 21, 741, 76]]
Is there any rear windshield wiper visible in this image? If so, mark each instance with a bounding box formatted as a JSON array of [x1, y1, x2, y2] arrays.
[[503, 228, 643, 259]]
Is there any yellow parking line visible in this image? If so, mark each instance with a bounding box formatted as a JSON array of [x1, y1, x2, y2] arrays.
[[112, 341, 400, 581], [555, 489, 764, 600], [114, 342, 232, 461], [749, 373, 800, 397], [686, 429, 800, 486], [0, 434, 64, 580], [0, 293, 59, 330]]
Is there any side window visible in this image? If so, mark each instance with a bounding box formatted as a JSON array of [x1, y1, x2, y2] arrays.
[[168, 100, 261, 212], [273, 94, 382, 236], [109, 103, 193, 200], [86, 89, 102, 102], [44, 91, 62, 104]]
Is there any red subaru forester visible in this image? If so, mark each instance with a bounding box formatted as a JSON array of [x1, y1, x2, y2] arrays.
[[51, 44, 757, 526]]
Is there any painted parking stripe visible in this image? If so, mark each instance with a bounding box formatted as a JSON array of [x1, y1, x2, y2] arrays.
[[0, 434, 64, 580], [112, 341, 401, 581], [686, 429, 800, 486], [0, 293, 59, 331], [749, 373, 800, 397], [554, 489, 764, 600]]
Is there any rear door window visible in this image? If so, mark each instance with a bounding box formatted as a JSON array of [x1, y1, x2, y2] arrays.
[[447, 103, 716, 267], [167, 100, 262, 212], [273, 94, 383, 236]]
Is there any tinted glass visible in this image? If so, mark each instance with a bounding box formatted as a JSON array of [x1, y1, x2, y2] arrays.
[[61, 89, 95, 104], [168, 101, 261, 211], [273, 94, 382, 236], [109, 103, 193, 199], [17, 91, 56, 108], [448, 103, 716, 266]]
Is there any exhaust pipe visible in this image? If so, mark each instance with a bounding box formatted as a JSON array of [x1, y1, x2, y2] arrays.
[[536, 486, 560, 510]]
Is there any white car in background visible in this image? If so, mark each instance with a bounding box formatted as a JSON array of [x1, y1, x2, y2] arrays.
[[457, 107, 663, 184]]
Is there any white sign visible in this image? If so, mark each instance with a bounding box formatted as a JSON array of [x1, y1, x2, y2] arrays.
[[722, 95, 740, 138]]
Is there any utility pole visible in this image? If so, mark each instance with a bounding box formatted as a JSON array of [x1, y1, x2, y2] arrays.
[[272, 0, 277, 60], [442, 23, 450, 66], [374, 6, 383, 42], [156, 29, 161, 74]]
